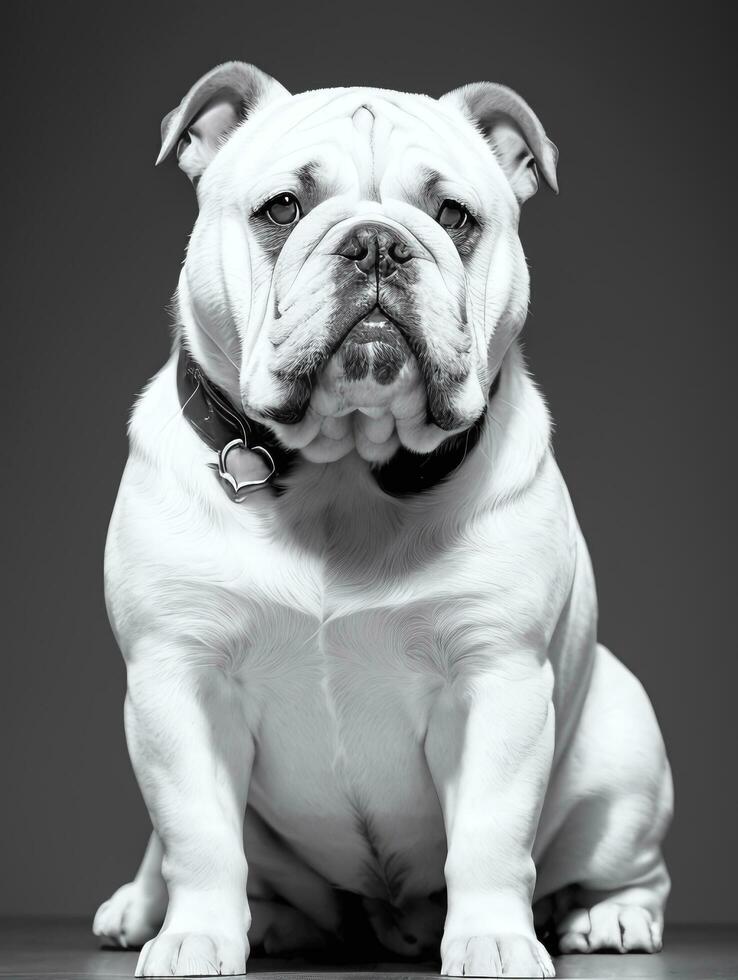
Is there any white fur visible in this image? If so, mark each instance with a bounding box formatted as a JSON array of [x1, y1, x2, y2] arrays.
[[94, 72, 672, 979]]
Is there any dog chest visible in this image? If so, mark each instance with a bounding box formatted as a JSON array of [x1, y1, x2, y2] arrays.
[[231, 545, 480, 899]]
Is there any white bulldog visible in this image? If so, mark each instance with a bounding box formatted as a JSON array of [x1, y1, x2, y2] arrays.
[[93, 62, 673, 978]]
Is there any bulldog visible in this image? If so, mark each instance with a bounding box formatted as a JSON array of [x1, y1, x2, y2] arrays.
[[93, 62, 673, 978]]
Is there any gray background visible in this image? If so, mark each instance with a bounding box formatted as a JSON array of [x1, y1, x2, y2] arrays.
[[1, 0, 734, 925]]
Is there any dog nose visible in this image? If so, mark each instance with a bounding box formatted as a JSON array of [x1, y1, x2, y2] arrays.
[[339, 225, 414, 278]]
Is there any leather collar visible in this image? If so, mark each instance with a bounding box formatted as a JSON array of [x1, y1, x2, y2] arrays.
[[176, 345, 498, 501], [176, 347, 297, 500], [372, 381, 495, 496]]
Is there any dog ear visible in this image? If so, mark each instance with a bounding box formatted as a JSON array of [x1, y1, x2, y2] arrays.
[[441, 82, 558, 203], [156, 61, 289, 183]]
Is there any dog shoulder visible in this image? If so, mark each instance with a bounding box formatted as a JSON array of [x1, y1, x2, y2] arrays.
[[104, 354, 279, 660]]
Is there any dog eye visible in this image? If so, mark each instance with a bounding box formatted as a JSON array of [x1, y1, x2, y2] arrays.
[[264, 193, 301, 226], [437, 200, 469, 231]]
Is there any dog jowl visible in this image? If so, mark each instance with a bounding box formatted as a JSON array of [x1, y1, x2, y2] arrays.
[[94, 62, 672, 979]]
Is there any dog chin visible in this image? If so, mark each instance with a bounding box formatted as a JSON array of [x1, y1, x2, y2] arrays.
[[262, 365, 484, 465], [299, 352, 426, 464], [268, 381, 474, 466]]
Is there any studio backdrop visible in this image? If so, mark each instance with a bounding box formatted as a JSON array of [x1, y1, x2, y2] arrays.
[[1, 0, 734, 927]]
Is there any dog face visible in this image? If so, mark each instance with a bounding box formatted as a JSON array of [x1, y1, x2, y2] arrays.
[[159, 63, 557, 462]]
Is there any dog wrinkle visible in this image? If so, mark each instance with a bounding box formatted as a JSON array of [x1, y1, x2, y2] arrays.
[[352, 103, 375, 131]]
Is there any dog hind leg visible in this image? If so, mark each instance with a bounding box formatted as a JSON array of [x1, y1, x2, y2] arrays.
[[535, 644, 673, 954], [93, 830, 167, 948]]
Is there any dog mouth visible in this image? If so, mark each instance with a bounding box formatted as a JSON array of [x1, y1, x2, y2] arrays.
[[343, 306, 402, 344], [335, 306, 413, 385]]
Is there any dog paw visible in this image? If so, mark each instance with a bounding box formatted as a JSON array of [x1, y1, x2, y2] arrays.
[[93, 880, 166, 949], [441, 933, 555, 978], [135, 930, 247, 977], [557, 903, 662, 953]]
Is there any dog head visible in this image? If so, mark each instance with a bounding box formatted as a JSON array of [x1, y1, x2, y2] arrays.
[[158, 63, 557, 463]]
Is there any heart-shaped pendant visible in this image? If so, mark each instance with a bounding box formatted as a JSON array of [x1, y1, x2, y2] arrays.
[[217, 439, 276, 501]]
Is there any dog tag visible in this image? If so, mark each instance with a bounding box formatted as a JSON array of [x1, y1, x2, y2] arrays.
[[216, 439, 275, 501]]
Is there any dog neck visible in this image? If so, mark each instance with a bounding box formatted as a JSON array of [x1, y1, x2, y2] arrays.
[[176, 343, 500, 501]]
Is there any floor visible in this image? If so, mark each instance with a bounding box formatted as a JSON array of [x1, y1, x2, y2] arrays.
[[1, 918, 737, 980]]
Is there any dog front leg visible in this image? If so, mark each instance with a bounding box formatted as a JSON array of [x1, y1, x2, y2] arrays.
[[125, 648, 253, 978], [425, 660, 556, 978]]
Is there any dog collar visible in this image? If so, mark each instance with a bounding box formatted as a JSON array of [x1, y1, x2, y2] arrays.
[[177, 345, 497, 502], [176, 346, 297, 501], [372, 374, 497, 497]]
